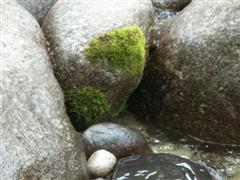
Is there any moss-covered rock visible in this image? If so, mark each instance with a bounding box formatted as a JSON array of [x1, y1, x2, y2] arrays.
[[64, 25, 147, 129], [65, 87, 111, 126], [85, 25, 146, 76], [42, 0, 154, 130]]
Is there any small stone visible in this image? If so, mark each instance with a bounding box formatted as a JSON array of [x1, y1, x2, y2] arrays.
[[152, 0, 191, 11], [82, 123, 152, 158], [88, 150, 117, 178]]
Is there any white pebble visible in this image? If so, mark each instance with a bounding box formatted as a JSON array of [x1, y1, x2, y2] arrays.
[[88, 149, 117, 178]]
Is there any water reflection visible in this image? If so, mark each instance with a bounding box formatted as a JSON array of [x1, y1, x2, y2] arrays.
[[113, 154, 213, 180]]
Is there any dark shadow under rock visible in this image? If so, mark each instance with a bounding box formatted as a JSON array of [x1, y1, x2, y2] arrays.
[[127, 51, 168, 122]]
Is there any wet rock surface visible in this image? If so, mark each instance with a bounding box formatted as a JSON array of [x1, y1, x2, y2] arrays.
[[0, 0, 88, 179], [17, 0, 57, 24], [112, 154, 213, 180], [82, 123, 152, 158], [154, 7, 177, 20], [152, 0, 191, 11], [152, 8, 177, 48]]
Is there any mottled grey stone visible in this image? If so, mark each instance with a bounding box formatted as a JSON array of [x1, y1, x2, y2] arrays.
[[82, 123, 152, 159], [17, 0, 57, 24], [42, 0, 154, 120], [131, 0, 240, 145], [0, 1, 88, 179]]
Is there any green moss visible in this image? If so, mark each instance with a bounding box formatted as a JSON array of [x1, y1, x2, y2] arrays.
[[85, 25, 146, 76], [64, 87, 111, 123]]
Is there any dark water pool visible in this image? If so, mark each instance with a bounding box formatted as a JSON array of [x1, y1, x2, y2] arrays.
[[112, 113, 240, 180]]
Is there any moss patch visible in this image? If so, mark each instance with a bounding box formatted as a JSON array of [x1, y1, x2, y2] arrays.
[[85, 25, 146, 76], [64, 87, 111, 124]]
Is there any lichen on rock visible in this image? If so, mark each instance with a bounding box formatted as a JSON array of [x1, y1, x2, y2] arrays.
[[85, 25, 146, 76], [64, 87, 111, 124]]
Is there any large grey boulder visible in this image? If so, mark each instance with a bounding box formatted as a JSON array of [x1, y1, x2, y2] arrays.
[[17, 0, 57, 24], [0, 1, 88, 179], [42, 0, 154, 127], [130, 0, 240, 145]]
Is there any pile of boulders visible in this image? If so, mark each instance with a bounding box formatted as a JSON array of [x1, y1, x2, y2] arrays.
[[1, 0, 239, 179]]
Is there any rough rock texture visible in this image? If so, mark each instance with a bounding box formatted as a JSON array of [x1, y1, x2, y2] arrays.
[[112, 154, 213, 180], [152, 8, 177, 48], [0, 1, 88, 179], [152, 0, 191, 11], [16, 0, 57, 24], [88, 150, 117, 178], [130, 0, 240, 145], [42, 0, 154, 125], [82, 123, 152, 159]]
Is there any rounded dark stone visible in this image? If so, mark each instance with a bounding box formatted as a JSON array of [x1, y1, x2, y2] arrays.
[[82, 123, 152, 159], [152, 0, 191, 11], [112, 154, 213, 180]]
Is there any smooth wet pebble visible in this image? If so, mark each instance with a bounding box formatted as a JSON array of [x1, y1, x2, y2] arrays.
[[82, 123, 152, 158], [112, 153, 213, 180]]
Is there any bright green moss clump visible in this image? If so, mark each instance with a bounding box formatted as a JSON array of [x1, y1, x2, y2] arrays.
[[64, 87, 111, 123], [85, 25, 146, 76]]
